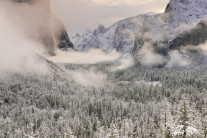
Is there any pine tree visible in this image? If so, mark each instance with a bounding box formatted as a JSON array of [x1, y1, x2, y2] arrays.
[[24, 123, 38, 138], [85, 118, 92, 138], [39, 122, 51, 138], [120, 118, 130, 138], [65, 127, 74, 138], [132, 121, 139, 138], [202, 99, 207, 138], [92, 114, 100, 133], [107, 121, 119, 138], [97, 126, 105, 138], [173, 97, 199, 138], [159, 98, 174, 138]]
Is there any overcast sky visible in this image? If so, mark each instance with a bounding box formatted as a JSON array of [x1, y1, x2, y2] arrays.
[[51, 0, 169, 36]]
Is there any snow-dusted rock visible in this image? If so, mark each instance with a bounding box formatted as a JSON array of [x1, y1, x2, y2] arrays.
[[73, 14, 170, 53], [73, 0, 207, 53], [165, 0, 207, 28]]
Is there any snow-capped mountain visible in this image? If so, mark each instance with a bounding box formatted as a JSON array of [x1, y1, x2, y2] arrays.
[[72, 0, 207, 53], [73, 14, 167, 53], [72, 30, 95, 51]]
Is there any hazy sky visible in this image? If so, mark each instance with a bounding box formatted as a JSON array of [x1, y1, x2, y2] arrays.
[[51, 0, 169, 35]]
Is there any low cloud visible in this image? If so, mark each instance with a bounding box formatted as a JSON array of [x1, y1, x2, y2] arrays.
[[167, 50, 190, 68], [0, 1, 49, 77], [111, 54, 134, 71], [69, 69, 107, 88], [176, 23, 197, 33], [138, 43, 166, 66], [136, 42, 191, 68], [48, 49, 135, 71], [199, 44, 207, 54], [47, 49, 121, 64], [185, 43, 207, 55]]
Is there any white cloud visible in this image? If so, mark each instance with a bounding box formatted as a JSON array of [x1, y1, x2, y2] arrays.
[[69, 69, 107, 88], [138, 43, 166, 66], [47, 49, 121, 64], [167, 50, 190, 68], [185, 42, 207, 55], [48, 49, 135, 71], [200, 44, 207, 54], [111, 54, 134, 71], [0, 1, 49, 77]]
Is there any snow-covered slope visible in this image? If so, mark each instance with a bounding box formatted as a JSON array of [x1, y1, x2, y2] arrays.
[[72, 0, 207, 53], [72, 14, 170, 53], [165, 0, 207, 28]]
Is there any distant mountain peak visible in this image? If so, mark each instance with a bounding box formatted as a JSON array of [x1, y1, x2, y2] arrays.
[[72, 0, 207, 53], [144, 12, 157, 16]]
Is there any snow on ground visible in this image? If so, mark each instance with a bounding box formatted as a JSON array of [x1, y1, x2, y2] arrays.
[[135, 80, 162, 87]]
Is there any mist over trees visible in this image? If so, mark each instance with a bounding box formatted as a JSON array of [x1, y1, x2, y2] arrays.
[[1, 0, 207, 138], [0, 54, 207, 138]]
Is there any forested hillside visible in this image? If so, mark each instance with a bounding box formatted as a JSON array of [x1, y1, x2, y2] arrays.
[[1, 0, 207, 137], [0, 54, 207, 138]]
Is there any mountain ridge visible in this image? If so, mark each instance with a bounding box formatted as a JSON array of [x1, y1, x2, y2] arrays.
[[72, 0, 207, 54]]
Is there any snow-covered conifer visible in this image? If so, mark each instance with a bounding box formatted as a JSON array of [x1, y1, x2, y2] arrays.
[[173, 97, 199, 138], [107, 121, 119, 138], [159, 98, 174, 138]]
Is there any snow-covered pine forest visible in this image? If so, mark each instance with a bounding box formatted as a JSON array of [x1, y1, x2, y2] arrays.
[[0, 54, 207, 138], [1, 0, 207, 138]]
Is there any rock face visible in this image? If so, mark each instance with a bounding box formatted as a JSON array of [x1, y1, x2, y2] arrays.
[[58, 28, 74, 50], [164, 0, 207, 28], [73, 0, 207, 54], [72, 14, 170, 53], [170, 20, 207, 50], [12, 0, 74, 55]]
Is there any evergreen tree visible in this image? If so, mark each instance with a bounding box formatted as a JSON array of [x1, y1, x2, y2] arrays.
[[120, 118, 130, 138], [173, 97, 199, 138], [65, 127, 74, 138], [132, 121, 139, 138], [202, 99, 207, 138], [85, 118, 92, 138], [39, 122, 51, 138], [159, 98, 174, 138], [107, 121, 119, 138], [97, 126, 105, 138], [24, 123, 38, 138]]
